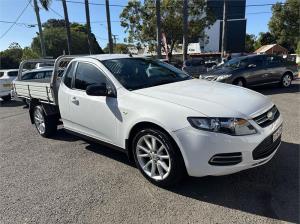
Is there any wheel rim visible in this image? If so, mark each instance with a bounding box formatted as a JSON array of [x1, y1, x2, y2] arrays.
[[283, 75, 291, 87], [136, 135, 171, 181], [34, 108, 45, 134], [236, 80, 243, 86]]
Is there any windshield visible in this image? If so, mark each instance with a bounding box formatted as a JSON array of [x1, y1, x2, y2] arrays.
[[222, 57, 248, 69], [102, 58, 191, 90]]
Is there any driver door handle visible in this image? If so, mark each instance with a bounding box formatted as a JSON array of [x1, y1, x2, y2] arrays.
[[71, 97, 79, 105]]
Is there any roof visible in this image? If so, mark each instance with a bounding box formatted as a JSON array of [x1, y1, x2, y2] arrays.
[[255, 44, 288, 53], [0, 69, 19, 72], [85, 54, 133, 61]]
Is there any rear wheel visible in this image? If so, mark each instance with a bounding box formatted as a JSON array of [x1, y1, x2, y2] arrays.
[[233, 78, 246, 87], [1, 95, 11, 101], [132, 128, 185, 187], [281, 73, 292, 88], [33, 105, 57, 137]]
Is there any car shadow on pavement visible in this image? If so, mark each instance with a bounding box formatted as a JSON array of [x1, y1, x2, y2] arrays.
[[170, 141, 299, 223], [0, 100, 25, 107], [251, 82, 300, 95]]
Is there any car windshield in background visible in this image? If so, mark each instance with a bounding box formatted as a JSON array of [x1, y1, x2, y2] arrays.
[[102, 58, 191, 90], [223, 58, 248, 69]]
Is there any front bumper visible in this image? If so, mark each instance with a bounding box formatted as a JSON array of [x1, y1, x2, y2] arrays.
[[173, 114, 283, 177], [0, 90, 11, 98]]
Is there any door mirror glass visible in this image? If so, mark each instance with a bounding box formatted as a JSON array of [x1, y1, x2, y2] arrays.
[[86, 84, 108, 96]]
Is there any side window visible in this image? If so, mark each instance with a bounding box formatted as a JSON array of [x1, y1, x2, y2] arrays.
[[250, 57, 263, 66], [7, 71, 18, 77], [33, 72, 45, 79], [44, 71, 52, 78], [74, 62, 107, 91], [63, 62, 76, 88]]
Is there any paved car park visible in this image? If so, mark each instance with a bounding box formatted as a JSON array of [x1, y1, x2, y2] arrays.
[[0, 81, 299, 224]]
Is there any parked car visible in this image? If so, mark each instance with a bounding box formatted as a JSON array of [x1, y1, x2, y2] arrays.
[[182, 58, 207, 77], [0, 69, 18, 101], [14, 55, 283, 187], [199, 54, 298, 87]]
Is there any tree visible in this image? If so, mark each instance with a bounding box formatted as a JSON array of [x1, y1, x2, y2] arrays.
[[62, 0, 72, 54], [22, 47, 39, 60], [0, 43, 23, 69], [103, 43, 134, 54], [120, 0, 214, 57], [245, 34, 256, 53], [253, 32, 276, 50], [296, 41, 300, 56], [33, 0, 52, 57], [268, 0, 300, 52], [31, 20, 103, 58]]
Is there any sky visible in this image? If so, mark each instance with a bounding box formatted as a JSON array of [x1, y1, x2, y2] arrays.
[[0, 0, 285, 51]]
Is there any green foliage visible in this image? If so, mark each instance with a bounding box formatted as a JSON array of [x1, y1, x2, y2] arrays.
[[120, 0, 214, 55], [0, 44, 23, 69], [103, 43, 135, 54], [245, 34, 256, 53], [268, 0, 300, 52], [32, 19, 103, 58], [22, 47, 39, 60]]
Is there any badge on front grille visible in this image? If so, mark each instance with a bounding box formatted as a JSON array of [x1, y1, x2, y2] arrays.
[[267, 111, 275, 121]]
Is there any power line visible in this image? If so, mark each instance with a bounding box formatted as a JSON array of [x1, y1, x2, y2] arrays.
[[0, 0, 32, 39]]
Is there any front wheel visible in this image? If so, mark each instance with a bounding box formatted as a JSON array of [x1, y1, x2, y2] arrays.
[[281, 73, 292, 88], [132, 128, 185, 187], [33, 105, 57, 137]]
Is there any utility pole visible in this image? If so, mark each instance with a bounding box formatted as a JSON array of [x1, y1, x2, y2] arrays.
[[33, 0, 46, 57], [85, 0, 93, 54], [182, 0, 188, 62], [62, 0, 72, 54], [105, 0, 113, 54], [221, 0, 227, 59], [156, 0, 162, 59]]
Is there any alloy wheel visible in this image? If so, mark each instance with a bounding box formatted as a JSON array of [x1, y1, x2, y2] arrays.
[[283, 75, 291, 87], [34, 108, 45, 134], [136, 134, 171, 181]]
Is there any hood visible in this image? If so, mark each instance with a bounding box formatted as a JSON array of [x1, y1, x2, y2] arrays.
[[133, 79, 273, 118], [206, 66, 235, 75]]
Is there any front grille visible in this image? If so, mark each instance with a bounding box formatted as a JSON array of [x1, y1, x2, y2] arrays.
[[209, 152, 242, 166], [253, 105, 280, 128], [252, 135, 281, 160]]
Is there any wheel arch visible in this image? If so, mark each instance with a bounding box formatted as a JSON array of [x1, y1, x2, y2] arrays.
[[126, 121, 188, 173], [282, 70, 293, 79]]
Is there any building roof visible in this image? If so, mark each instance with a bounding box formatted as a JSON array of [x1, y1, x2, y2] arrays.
[[255, 44, 288, 53]]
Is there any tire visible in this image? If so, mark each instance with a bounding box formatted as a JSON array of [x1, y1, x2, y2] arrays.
[[233, 78, 246, 87], [132, 128, 185, 187], [281, 73, 292, 88], [33, 105, 57, 137], [1, 95, 11, 102]]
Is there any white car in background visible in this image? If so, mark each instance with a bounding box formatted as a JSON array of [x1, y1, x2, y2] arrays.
[[0, 69, 18, 101], [14, 55, 283, 187]]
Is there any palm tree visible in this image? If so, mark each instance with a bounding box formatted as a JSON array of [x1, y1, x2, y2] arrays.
[[33, 0, 52, 57], [62, 0, 72, 54], [84, 0, 93, 54]]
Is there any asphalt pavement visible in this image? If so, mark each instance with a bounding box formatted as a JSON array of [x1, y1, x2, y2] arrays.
[[0, 81, 299, 224]]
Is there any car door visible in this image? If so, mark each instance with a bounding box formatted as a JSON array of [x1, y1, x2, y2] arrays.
[[265, 55, 284, 83], [243, 56, 268, 86], [65, 60, 118, 144]]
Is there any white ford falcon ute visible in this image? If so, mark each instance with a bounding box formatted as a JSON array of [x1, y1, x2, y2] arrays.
[[14, 55, 283, 186]]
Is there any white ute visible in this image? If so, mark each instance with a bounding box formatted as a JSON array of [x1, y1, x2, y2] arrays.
[[14, 55, 283, 186]]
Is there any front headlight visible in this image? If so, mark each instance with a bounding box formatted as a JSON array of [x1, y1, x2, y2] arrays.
[[187, 117, 257, 136], [216, 74, 232, 81]]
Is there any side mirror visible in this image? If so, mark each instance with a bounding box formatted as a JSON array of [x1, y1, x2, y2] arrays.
[[248, 64, 256, 68], [86, 84, 108, 96]]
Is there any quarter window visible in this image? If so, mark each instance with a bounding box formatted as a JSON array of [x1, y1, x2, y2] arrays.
[[74, 62, 107, 91]]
